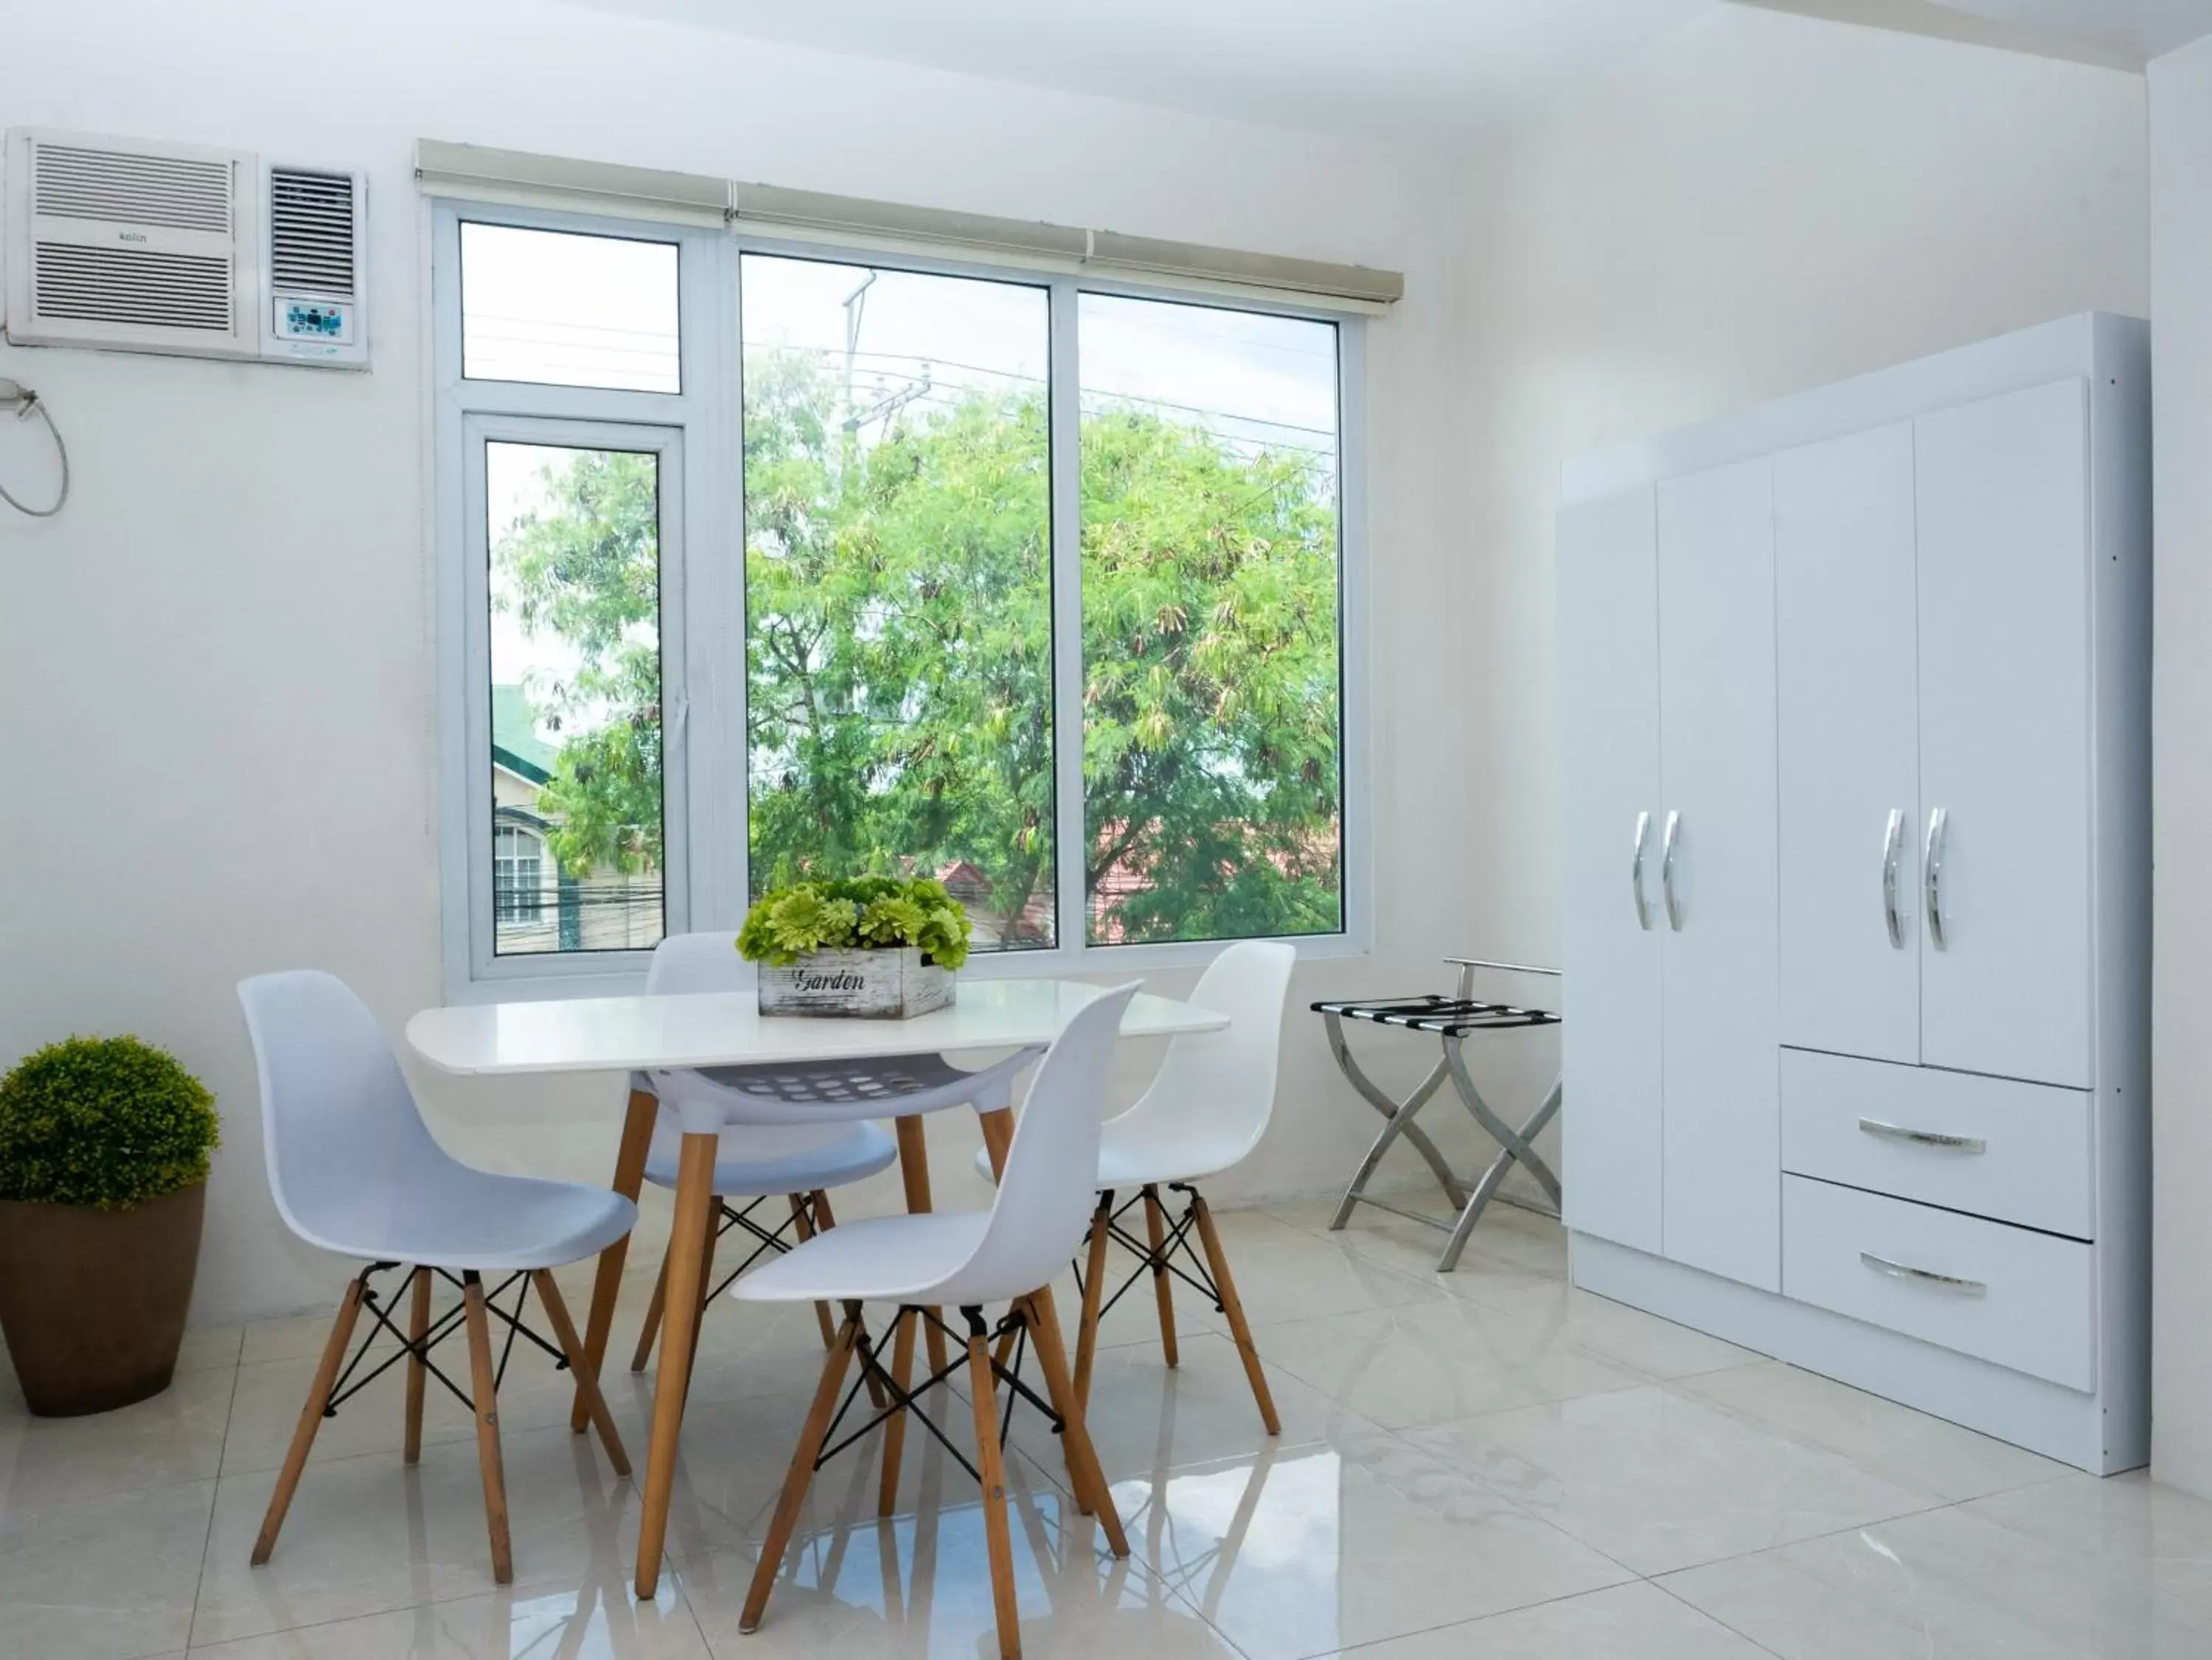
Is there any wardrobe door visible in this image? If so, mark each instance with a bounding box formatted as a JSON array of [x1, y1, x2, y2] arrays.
[[1774, 423, 1921, 1064], [1558, 486, 1663, 1255], [1916, 381, 2093, 1090], [1658, 458, 1781, 1291]]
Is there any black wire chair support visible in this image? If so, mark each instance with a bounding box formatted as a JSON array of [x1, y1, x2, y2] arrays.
[[320, 1261, 574, 1420], [807, 1303, 1063, 1488]]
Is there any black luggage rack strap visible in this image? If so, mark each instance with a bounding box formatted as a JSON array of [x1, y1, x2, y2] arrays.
[[1310, 994, 1559, 1037]]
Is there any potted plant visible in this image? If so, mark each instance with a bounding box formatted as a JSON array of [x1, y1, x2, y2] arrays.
[[739, 875, 974, 1019], [0, 1036, 220, 1415]]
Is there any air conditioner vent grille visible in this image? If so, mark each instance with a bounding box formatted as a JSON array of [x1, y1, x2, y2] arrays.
[[32, 243, 234, 332], [32, 142, 232, 233], [268, 167, 357, 297]]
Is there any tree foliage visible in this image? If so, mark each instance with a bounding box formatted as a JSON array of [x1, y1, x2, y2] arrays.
[[490, 349, 1341, 946]]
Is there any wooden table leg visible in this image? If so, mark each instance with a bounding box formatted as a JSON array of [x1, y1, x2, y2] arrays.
[[574, 1087, 658, 1434], [636, 1127, 717, 1600], [895, 1115, 952, 1378]]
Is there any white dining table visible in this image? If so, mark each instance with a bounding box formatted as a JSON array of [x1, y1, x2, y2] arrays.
[[406, 977, 1228, 1599]]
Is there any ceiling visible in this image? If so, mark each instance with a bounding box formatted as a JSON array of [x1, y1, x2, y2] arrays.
[[1924, 0, 2212, 58], [574, 0, 1716, 146], [574, 0, 2212, 147]]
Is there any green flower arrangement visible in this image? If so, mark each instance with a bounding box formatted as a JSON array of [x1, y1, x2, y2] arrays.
[[737, 876, 974, 972], [0, 1036, 220, 1210]]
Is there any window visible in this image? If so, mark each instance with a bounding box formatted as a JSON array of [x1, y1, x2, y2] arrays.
[[493, 823, 545, 927], [740, 254, 1057, 951], [1078, 296, 1344, 944], [460, 223, 681, 393], [437, 203, 1362, 991], [485, 439, 667, 957]]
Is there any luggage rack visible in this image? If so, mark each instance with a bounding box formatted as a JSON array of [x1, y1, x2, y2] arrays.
[[1315, 958, 1563, 1273]]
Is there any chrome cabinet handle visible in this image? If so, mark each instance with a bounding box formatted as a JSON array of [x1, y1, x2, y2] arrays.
[[1924, 807, 1949, 950], [1860, 1250, 1986, 1297], [1630, 811, 1653, 931], [1660, 810, 1683, 932], [1857, 1117, 1986, 1155], [1881, 808, 1905, 949]]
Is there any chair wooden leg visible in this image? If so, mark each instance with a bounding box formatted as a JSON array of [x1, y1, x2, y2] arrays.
[[462, 1272, 514, 1584], [967, 1322, 1023, 1660], [630, 1246, 670, 1373], [895, 1119, 952, 1377], [533, 1270, 630, 1476], [251, 1274, 365, 1566], [403, 1266, 433, 1465], [636, 1129, 717, 1599], [811, 1190, 887, 1412], [1190, 1193, 1279, 1435], [877, 1306, 918, 1518], [1141, 1187, 1179, 1368], [741, 1307, 863, 1634], [575, 1087, 658, 1432], [1075, 1194, 1112, 1407], [686, 1196, 722, 1387], [788, 1193, 837, 1350], [1019, 1294, 1129, 1559]]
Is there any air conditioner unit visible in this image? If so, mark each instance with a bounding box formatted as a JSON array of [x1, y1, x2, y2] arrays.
[[3, 128, 367, 369]]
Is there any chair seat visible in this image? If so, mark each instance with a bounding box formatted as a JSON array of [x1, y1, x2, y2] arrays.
[[731, 1211, 992, 1306], [311, 1171, 637, 1273], [970, 1114, 1242, 1191], [643, 1115, 899, 1196]]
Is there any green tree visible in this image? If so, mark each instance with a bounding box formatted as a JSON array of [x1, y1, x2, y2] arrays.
[[492, 352, 1342, 946]]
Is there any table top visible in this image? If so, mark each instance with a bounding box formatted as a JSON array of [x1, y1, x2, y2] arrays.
[[406, 977, 1228, 1077]]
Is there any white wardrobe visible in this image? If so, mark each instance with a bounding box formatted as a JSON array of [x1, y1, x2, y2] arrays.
[[1557, 315, 2149, 1473]]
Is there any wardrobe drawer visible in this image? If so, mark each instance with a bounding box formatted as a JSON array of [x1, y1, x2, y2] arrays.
[[1781, 1176, 2094, 1390], [1781, 1048, 2092, 1238]]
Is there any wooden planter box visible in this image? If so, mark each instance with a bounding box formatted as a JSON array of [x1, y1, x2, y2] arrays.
[[757, 946, 956, 1019]]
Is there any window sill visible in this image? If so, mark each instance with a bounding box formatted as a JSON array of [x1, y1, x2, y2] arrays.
[[442, 931, 1366, 1005]]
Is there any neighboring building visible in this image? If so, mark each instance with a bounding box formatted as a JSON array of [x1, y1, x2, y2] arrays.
[[492, 686, 663, 955]]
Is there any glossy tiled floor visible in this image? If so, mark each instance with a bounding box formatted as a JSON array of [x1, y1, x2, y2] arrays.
[[6, 1199, 2210, 1658]]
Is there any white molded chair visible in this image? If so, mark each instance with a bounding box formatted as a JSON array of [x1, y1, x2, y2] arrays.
[[628, 931, 1036, 1381], [975, 939, 1296, 1431], [237, 970, 636, 1586], [731, 983, 1142, 1660]]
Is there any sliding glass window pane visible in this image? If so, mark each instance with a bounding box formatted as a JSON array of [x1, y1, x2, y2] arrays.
[[740, 254, 1056, 950], [1079, 295, 1343, 944], [487, 441, 665, 955], [461, 223, 681, 393]]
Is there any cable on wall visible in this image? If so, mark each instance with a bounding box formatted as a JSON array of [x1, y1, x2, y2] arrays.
[[0, 379, 70, 518]]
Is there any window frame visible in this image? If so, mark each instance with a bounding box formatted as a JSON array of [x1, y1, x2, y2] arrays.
[[434, 198, 1369, 1000]]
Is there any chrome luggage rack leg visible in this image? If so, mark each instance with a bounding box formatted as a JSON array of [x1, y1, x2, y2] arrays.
[[1316, 958, 1563, 1273]]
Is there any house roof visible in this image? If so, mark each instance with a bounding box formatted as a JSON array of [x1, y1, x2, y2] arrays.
[[492, 685, 557, 784]]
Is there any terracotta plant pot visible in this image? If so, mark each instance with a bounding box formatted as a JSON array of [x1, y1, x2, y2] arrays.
[[0, 1180, 206, 1415]]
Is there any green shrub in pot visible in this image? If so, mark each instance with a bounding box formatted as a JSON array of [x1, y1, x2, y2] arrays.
[[0, 1036, 220, 1415]]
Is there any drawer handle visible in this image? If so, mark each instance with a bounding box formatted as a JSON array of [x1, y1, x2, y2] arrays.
[[1859, 1250, 1986, 1297], [1856, 1117, 1986, 1155]]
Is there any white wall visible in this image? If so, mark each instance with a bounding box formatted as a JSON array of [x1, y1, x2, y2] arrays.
[[1448, 1, 2148, 1002], [0, 0, 1485, 1325], [2148, 31, 2212, 1500]]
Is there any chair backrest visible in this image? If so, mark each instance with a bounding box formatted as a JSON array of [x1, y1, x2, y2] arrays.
[[937, 981, 1140, 1306], [1111, 940, 1295, 1161], [237, 970, 455, 1253], [646, 931, 745, 995]]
